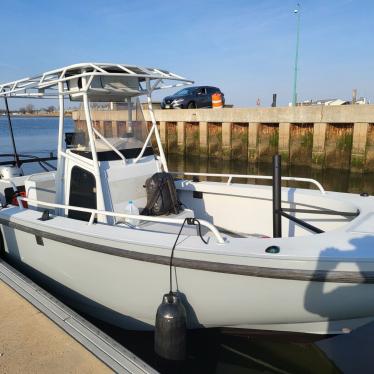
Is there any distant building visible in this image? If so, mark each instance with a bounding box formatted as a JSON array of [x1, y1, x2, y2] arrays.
[[297, 97, 370, 106]]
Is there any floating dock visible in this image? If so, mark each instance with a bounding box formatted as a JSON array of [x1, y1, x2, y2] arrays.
[[0, 259, 157, 374]]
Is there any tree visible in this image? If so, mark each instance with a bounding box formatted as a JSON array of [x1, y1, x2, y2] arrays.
[[25, 104, 34, 113], [47, 105, 56, 113]]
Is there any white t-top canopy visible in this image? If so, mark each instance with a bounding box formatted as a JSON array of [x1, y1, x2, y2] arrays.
[[0, 62, 193, 100]]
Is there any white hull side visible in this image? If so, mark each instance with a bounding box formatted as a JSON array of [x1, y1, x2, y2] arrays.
[[3, 225, 374, 335]]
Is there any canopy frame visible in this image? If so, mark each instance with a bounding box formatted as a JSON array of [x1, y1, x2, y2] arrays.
[[0, 63, 193, 219]]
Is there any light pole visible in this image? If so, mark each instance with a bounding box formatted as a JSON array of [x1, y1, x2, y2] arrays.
[[292, 3, 301, 106]]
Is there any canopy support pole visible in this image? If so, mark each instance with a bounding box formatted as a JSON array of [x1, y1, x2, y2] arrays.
[[146, 79, 168, 172], [55, 81, 65, 208], [127, 97, 133, 135]]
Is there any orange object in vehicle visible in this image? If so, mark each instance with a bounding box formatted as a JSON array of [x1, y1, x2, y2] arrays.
[[211, 93, 223, 109], [11, 191, 28, 208]]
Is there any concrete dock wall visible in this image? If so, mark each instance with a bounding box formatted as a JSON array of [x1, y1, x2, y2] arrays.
[[72, 105, 374, 171]]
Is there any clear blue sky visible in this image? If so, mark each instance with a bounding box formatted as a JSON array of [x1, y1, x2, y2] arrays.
[[0, 0, 372, 107]]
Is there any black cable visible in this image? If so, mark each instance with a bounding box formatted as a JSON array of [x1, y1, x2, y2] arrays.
[[169, 217, 208, 294], [193, 218, 208, 244], [169, 218, 188, 294]]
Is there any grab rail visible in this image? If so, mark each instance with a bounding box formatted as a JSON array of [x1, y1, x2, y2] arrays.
[[15, 197, 225, 244], [171, 171, 326, 194]]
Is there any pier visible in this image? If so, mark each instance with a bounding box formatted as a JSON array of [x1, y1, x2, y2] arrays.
[[0, 281, 109, 373], [73, 105, 374, 172], [0, 260, 157, 374]]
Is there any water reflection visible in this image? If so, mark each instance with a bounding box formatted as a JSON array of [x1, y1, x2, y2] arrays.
[[89, 318, 341, 374], [167, 154, 374, 195]]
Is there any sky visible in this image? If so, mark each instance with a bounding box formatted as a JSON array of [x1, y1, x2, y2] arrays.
[[0, 0, 372, 108]]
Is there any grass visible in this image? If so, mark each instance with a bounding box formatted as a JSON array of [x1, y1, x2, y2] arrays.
[[336, 133, 353, 151], [269, 130, 279, 148]]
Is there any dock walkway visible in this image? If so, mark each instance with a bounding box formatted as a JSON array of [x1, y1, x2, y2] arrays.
[[0, 260, 157, 374], [0, 280, 110, 373]]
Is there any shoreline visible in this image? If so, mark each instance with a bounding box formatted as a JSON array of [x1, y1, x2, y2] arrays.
[[1, 113, 72, 118]]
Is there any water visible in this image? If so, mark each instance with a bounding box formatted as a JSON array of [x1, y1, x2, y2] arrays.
[[1, 116, 372, 194], [2, 117, 371, 373], [167, 154, 374, 195], [87, 319, 341, 374], [0, 116, 74, 174]]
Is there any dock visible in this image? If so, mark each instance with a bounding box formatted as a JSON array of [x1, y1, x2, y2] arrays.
[[73, 105, 374, 172], [0, 259, 157, 374]]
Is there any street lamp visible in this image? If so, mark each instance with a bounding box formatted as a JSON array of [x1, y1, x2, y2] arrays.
[[292, 3, 301, 106]]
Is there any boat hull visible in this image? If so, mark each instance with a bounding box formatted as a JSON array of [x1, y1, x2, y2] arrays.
[[2, 217, 374, 335]]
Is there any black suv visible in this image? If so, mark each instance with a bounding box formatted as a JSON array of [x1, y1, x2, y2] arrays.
[[161, 86, 225, 109]]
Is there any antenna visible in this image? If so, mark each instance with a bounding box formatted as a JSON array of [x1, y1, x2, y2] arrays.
[[3, 96, 21, 169]]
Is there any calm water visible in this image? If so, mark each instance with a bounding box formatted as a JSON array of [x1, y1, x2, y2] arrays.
[[2, 117, 372, 373], [0, 116, 74, 174], [167, 155, 374, 195], [1, 116, 372, 194]]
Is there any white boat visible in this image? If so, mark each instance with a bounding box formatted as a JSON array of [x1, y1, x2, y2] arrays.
[[0, 63, 373, 336]]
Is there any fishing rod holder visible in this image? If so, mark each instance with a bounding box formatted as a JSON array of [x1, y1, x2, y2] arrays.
[[272, 155, 282, 238], [272, 154, 326, 238]]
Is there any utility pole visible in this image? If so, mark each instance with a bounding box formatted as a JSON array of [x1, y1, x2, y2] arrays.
[[352, 88, 357, 104], [272, 93, 277, 107], [292, 3, 301, 106]]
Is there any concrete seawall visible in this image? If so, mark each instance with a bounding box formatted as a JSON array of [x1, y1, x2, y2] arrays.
[[72, 105, 374, 172]]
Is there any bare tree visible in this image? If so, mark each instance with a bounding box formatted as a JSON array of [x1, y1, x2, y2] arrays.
[[25, 104, 34, 114]]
